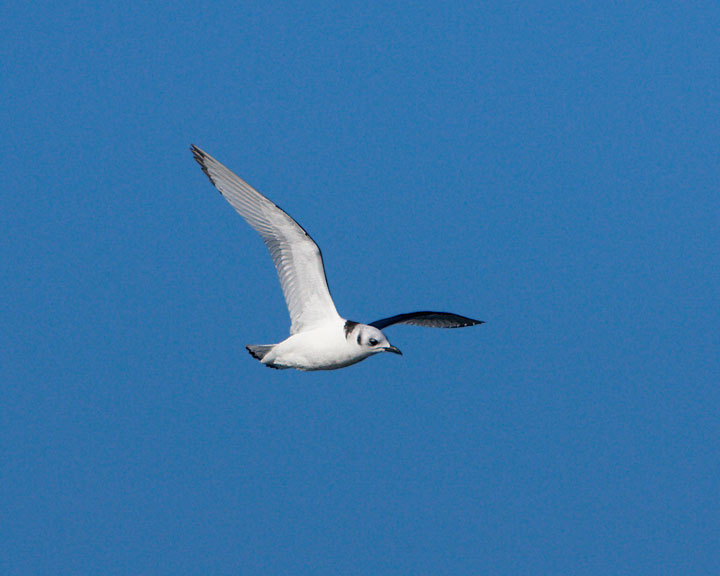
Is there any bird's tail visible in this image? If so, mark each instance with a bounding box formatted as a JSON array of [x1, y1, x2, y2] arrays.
[[245, 344, 285, 369]]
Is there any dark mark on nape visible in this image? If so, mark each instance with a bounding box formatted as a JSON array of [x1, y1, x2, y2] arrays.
[[344, 320, 358, 339]]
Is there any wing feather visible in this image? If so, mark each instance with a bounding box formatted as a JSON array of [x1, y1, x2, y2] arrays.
[[369, 311, 483, 330], [191, 145, 340, 334]]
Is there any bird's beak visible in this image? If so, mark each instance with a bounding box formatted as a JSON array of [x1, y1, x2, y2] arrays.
[[384, 345, 402, 355]]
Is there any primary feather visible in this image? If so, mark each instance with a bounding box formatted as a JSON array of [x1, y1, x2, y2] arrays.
[[369, 311, 483, 330]]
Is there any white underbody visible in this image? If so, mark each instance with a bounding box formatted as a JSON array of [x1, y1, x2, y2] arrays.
[[256, 318, 375, 371]]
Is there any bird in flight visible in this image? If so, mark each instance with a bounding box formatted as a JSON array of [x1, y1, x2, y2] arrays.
[[191, 145, 483, 371]]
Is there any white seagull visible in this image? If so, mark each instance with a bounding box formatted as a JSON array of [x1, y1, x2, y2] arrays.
[[191, 145, 483, 371]]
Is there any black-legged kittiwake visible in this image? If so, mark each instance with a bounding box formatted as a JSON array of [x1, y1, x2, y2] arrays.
[[191, 145, 483, 371]]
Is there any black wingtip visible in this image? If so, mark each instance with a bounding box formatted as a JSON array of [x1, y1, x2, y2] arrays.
[[452, 317, 484, 327], [190, 144, 206, 166], [189, 144, 217, 187]]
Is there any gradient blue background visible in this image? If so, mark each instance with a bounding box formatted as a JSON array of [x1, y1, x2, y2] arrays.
[[3, 2, 718, 574]]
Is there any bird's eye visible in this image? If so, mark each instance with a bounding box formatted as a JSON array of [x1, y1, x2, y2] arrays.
[[368, 338, 378, 346]]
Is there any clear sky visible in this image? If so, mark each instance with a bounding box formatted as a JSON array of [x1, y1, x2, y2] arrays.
[[2, 2, 718, 574]]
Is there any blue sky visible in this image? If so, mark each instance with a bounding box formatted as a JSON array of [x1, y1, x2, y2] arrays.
[[2, 1, 718, 574]]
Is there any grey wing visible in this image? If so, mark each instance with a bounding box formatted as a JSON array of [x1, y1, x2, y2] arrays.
[[369, 311, 484, 330], [191, 145, 340, 334]]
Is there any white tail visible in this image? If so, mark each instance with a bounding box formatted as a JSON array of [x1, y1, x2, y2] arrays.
[[245, 344, 287, 369]]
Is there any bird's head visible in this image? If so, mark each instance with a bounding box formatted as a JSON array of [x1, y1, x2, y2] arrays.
[[355, 324, 402, 356]]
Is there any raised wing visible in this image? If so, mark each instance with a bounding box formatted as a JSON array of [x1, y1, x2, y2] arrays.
[[191, 145, 340, 334], [369, 311, 483, 330]]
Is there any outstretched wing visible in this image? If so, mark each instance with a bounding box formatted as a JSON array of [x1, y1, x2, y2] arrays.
[[191, 145, 340, 334], [369, 311, 483, 330]]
